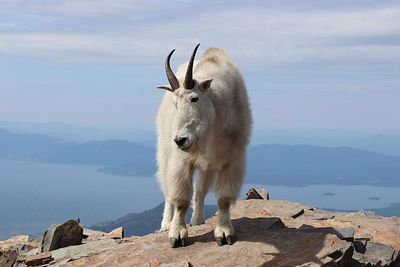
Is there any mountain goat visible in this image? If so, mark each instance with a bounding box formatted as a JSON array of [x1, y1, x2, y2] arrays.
[[156, 44, 252, 247]]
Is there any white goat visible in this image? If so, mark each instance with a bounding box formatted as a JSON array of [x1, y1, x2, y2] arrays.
[[156, 44, 252, 247]]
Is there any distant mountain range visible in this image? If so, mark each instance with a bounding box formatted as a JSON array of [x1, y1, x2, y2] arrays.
[[0, 128, 156, 176], [1, 128, 400, 187], [88, 203, 218, 237]]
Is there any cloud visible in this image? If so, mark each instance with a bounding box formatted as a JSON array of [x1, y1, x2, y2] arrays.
[[0, 0, 399, 75]]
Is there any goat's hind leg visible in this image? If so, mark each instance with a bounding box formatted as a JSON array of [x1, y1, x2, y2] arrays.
[[190, 169, 215, 226], [160, 200, 173, 232]]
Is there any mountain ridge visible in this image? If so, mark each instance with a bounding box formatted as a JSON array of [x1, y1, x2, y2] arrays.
[[1, 128, 400, 187]]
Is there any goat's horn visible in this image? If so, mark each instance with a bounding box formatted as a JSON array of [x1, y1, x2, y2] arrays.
[[165, 49, 179, 90], [183, 43, 200, 89]]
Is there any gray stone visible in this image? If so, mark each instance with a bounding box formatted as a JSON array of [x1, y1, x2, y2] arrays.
[[315, 214, 336, 221], [244, 188, 263, 200], [82, 228, 107, 239], [50, 238, 117, 261], [353, 240, 367, 253], [19, 248, 39, 256], [17, 242, 38, 254], [17, 252, 52, 266], [323, 242, 354, 267], [39, 219, 83, 252], [256, 188, 270, 200], [0, 250, 18, 267], [353, 242, 400, 266]]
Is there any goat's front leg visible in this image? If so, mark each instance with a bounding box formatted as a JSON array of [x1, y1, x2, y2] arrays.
[[167, 163, 194, 248], [169, 199, 190, 247], [214, 159, 245, 246]]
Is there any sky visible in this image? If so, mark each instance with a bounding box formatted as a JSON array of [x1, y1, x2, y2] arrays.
[[0, 0, 399, 132]]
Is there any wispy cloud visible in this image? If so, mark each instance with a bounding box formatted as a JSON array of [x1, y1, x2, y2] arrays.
[[1, 1, 400, 131], [0, 0, 399, 74]]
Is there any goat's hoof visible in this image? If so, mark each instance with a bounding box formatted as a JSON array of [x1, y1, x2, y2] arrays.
[[169, 237, 188, 248], [215, 235, 235, 246], [216, 237, 224, 246], [226, 235, 234, 245], [181, 237, 187, 247], [170, 237, 179, 248]]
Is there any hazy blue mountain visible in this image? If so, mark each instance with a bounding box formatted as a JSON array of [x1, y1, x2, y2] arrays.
[[246, 144, 400, 186], [3, 121, 400, 154], [0, 128, 155, 169], [88, 203, 217, 237], [1, 128, 400, 187], [369, 202, 400, 217], [345, 135, 400, 157], [252, 130, 400, 157], [326, 202, 400, 218], [0, 128, 63, 161], [0, 121, 156, 145]]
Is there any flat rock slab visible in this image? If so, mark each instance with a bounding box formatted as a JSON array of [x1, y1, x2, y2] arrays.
[[298, 225, 354, 242], [231, 199, 308, 220], [82, 227, 123, 242], [51, 238, 117, 261], [229, 200, 400, 250], [309, 217, 400, 250], [0, 235, 30, 251], [39, 219, 83, 252], [353, 241, 400, 266], [0, 250, 18, 267], [64, 218, 353, 267], [18, 252, 52, 266]]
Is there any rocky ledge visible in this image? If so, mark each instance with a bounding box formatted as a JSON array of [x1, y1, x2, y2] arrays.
[[1, 189, 399, 267]]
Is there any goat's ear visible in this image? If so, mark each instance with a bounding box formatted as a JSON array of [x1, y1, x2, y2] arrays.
[[199, 79, 213, 92], [157, 85, 174, 92]]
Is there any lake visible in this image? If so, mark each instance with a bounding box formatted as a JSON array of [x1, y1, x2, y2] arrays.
[[0, 160, 399, 240]]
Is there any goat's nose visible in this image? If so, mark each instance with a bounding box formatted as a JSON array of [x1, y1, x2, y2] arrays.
[[174, 137, 187, 147]]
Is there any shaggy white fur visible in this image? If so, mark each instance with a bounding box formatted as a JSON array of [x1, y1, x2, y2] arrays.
[[156, 45, 252, 247]]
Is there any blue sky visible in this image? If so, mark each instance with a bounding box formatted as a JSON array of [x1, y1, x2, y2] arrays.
[[0, 0, 399, 132]]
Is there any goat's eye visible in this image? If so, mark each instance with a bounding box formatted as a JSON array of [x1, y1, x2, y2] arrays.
[[191, 97, 199, 103]]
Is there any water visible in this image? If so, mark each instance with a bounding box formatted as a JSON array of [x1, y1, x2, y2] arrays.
[[241, 184, 400, 211], [0, 160, 163, 240], [0, 160, 399, 240]]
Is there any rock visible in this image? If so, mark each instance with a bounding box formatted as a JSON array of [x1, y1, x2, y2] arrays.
[[352, 242, 400, 266], [17, 241, 39, 254], [323, 242, 354, 266], [353, 240, 367, 253], [0, 235, 30, 251], [17, 252, 52, 266], [19, 248, 39, 257], [257, 188, 270, 200], [244, 188, 263, 199], [104, 226, 124, 239], [6, 198, 400, 266], [39, 219, 83, 252], [308, 216, 400, 250], [82, 227, 123, 241], [231, 199, 307, 220], [64, 221, 354, 267], [82, 228, 107, 239], [0, 250, 18, 267], [51, 238, 117, 261], [298, 225, 354, 242]]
